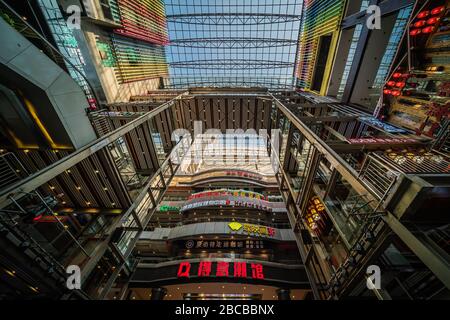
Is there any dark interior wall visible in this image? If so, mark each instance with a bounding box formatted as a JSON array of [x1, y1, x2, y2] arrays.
[[327, 27, 358, 97], [0, 66, 74, 150], [349, 13, 398, 112], [345, 0, 365, 17]]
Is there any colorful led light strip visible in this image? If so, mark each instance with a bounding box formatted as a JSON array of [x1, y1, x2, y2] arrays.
[[111, 34, 168, 83], [111, 0, 169, 45], [296, 0, 346, 89]]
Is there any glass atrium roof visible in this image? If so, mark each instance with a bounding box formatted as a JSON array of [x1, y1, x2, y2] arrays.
[[164, 0, 303, 89]]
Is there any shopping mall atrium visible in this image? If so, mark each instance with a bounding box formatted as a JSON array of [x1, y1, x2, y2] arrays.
[[0, 0, 449, 300]]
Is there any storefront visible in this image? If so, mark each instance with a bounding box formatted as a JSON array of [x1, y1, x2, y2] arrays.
[[127, 258, 310, 300]]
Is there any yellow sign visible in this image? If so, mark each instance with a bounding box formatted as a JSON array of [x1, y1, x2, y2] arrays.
[[228, 222, 275, 237], [228, 222, 243, 231]]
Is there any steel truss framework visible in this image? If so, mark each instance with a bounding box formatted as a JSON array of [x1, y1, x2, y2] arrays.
[[169, 38, 297, 49], [170, 59, 294, 70], [166, 13, 301, 25], [165, 77, 295, 89], [165, 0, 303, 89]]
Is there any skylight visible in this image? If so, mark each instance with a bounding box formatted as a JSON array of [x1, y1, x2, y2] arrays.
[[164, 0, 303, 89]]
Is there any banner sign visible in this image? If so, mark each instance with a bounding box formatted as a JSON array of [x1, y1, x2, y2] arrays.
[[180, 199, 273, 212], [158, 204, 181, 212], [188, 189, 267, 201], [225, 171, 263, 181], [182, 239, 266, 250], [228, 222, 276, 237], [177, 261, 264, 279]]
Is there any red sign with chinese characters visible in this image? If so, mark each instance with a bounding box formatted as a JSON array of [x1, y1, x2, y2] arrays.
[[177, 261, 264, 280]]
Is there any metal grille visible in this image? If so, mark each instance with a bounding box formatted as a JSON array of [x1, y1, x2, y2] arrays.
[[359, 154, 400, 200], [89, 110, 114, 137], [375, 151, 450, 174]]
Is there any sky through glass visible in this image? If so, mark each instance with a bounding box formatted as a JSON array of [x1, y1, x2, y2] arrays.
[[164, 0, 303, 89]]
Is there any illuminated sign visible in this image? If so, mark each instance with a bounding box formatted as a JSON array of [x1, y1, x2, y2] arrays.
[[158, 204, 180, 212], [225, 171, 263, 181], [360, 117, 407, 133], [183, 239, 265, 250], [177, 261, 264, 279], [180, 199, 272, 212], [228, 222, 275, 237], [188, 189, 267, 201]]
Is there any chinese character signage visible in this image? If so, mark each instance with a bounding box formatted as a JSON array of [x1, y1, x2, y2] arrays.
[[183, 239, 266, 250], [225, 171, 263, 181], [158, 204, 181, 212], [180, 199, 273, 212], [188, 189, 267, 201], [228, 222, 275, 237], [177, 261, 264, 279]]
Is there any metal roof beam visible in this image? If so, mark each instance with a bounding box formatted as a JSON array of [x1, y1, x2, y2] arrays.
[[167, 13, 301, 25], [169, 59, 294, 70], [169, 38, 297, 49]]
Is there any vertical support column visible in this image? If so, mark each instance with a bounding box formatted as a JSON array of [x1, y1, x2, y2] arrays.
[[283, 126, 294, 172], [277, 288, 291, 300], [151, 287, 167, 300], [298, 148, 321, 213]]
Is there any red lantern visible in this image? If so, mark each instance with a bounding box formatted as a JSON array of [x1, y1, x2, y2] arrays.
[[392, 90, 401, 97], [410, 29, 422, 36], [393, 73, 402, 78], [414, 20, 427, 28], [427, 17, 440, 25], [396, 82, 406, 88], [383, 89, 392, 95], [431, 6, 445, 15], [422, 26, 435, 34], [417, 10, 430, 19], [387, 81, 396, 86]]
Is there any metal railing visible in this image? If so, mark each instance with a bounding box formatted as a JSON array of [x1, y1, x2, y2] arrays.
[[0, 152, 28, 191], [148, 217, 292, 229], [138, 254, 301, 265], [359, 154, 400, 200], [89, 110, 114, 137]]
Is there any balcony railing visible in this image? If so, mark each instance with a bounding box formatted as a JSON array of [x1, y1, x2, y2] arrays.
[[138, 253, 301, 266], [0, 152, 28, 192], [358, 154, 400, 200]]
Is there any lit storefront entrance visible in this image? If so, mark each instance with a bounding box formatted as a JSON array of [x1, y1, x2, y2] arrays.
[[127, 283, 309, 300], [126, 258, 310, 300]]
